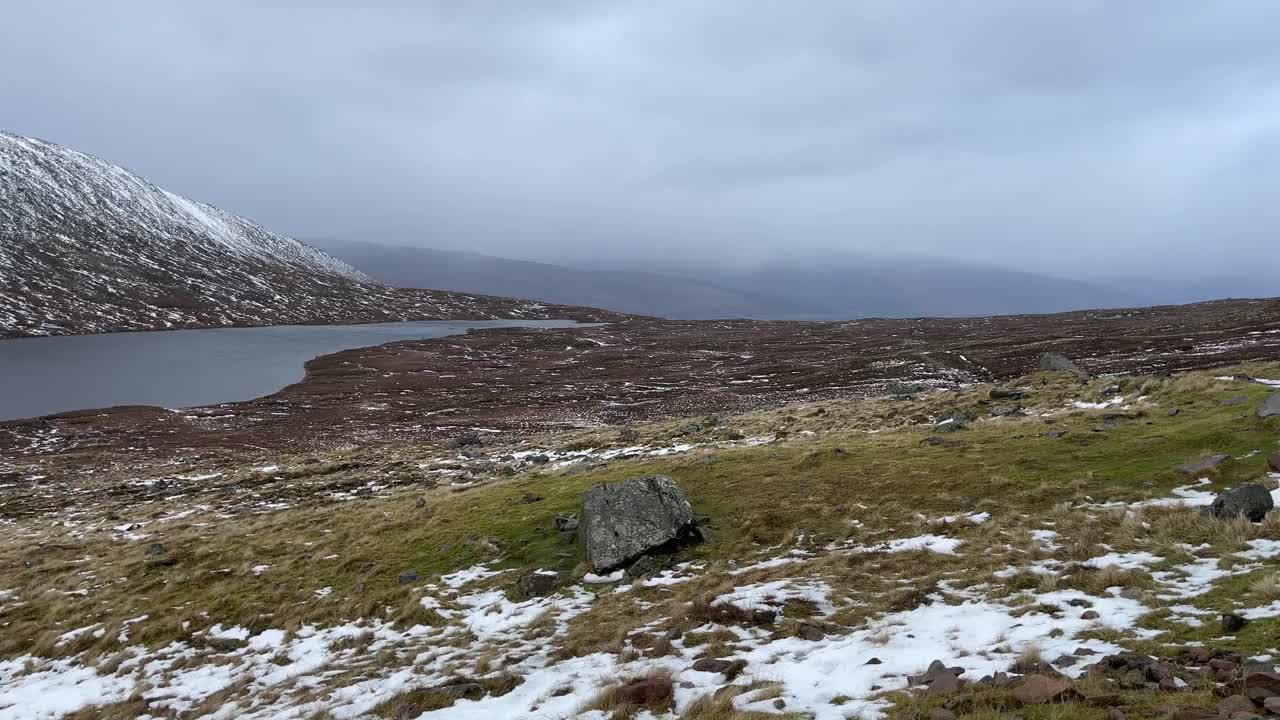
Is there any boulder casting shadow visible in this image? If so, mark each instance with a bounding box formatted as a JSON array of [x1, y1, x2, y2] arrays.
[[580, 475, 703, 572]]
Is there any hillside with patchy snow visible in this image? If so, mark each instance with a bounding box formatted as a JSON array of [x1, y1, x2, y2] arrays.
[[0, 132, 618, 338]]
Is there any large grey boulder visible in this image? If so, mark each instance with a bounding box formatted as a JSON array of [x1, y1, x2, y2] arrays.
[[1039, 353, 1089, 379], [1202, 483, 1274, 522], [1260, 391, 1280, 419], [581, 475, 700, 571]]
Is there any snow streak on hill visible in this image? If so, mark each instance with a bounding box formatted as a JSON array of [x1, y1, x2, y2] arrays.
[[0, 132, 612, 338]]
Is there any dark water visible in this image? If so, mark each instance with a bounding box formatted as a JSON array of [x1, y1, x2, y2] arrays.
[[0, 320, 586, 421]]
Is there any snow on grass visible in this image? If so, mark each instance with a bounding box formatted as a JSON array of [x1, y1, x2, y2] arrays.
[[861, 534, 964, 555], [1083, 551, 1163, 570], [441, 563, 502, 590]]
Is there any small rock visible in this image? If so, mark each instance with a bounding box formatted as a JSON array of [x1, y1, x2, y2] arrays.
[[446, 432, 483, 449], [1081, 610, 1101, 620], [1167, 408, 1180, 416], [414, 496, 426, 508], [1243, 672, 1280, 703], [926, 671, 962, 696], [1176, 454, 1230, 475], [437, 682, 485, 701], [144, 542, 167, 557], [990, 386, 1025, 400], [398, 569, 420, 585], [691, 657, 748, 679], [1217, 695, 1256, 716], [1013, 675, 1077, 705], [865, 657, 882, 665], [515, 570, 559, 598], [520, 492, 543, 504], [612, 678, 674, 710], [1222, 613, 1249, 633], [1040, 352, 1089, 379], [1203, 484, 1274, 522], [773, 698, 786, 710], [1074, 647, 1100, 656], [796, 623, 824, 641], [1258, 391, 1280, 418], [1052, 654, 1080, 668], [1047, 429, 1069, 439]]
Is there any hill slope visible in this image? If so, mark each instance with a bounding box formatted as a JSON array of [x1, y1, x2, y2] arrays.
[[0, 133, 617, 338], [310, 239, 781, 319], [318, 238, 1138, 320]]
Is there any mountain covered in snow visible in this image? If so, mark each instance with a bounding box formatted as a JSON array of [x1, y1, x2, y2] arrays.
[[0, 132, 616, 338]]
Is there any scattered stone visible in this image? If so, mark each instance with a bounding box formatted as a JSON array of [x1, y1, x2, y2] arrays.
[[414, 495, 426, 508], [990, 404, 1025, 418], [612, 678, 674, 710], [1052, 654, 1080, 668], [1258, 392, 1280, 419], [554, 513, 579, 544], [1074, 647, 1100, 656], [1040, 352, 1089, 379], [580, 475, 701, 571], [520, 492, 543, 504], [1081, 610, 1101, 620], [795, 622, 824, 641], [1087, 652, 1180, 690], [144, 542, 167, 557], [865, 657, 883, 665], [773, 698, 786, 710], [437, 682, 485, 701], [625, 555, 664, 579], [1203, 484, 1274, 523], [1167, 408, 1181, 416], [515, 570, 559, 598], [1222, 613, 1249, 633], [1047, 429, 1069, 439], [1243, 672, 1280, 703], [205, 636, 247, 652], [1176, 454, 1230, 474], [446, 432, 483, 449], [990, 386, 1024, 400], [1217, 695, 1256, 717], [1013, 675, 1077, 705], [926, 671, 962, 696], [691, 658, 748, 679], [398, 569, 420, 585]]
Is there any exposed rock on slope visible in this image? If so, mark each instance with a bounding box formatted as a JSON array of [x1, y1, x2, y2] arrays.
[[0, 132, 619, 338], [581, 475, 700, 571]]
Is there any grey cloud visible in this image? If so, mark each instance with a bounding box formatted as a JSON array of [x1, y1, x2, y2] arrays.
[[3, 1, 1280, 283]]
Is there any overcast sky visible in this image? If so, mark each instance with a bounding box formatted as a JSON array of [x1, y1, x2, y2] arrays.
[[5, 2, 1280, 279]]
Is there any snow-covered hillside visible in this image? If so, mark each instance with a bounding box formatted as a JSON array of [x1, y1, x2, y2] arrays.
[[0, 132, 615, 337]]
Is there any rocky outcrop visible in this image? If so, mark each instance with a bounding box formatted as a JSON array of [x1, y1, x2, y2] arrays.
[[1259, 392, 1280, 419], [1202, 483, 1274, 522], [1039, 353, 1089, 379], [580, 475, 701, 571], [1176, 454, 1230, 475]]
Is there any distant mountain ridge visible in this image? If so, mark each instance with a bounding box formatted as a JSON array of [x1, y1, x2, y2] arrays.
[[0, 133, 619, 338], [309, 239, 782, 319], [317, 238, 1138, 320]]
